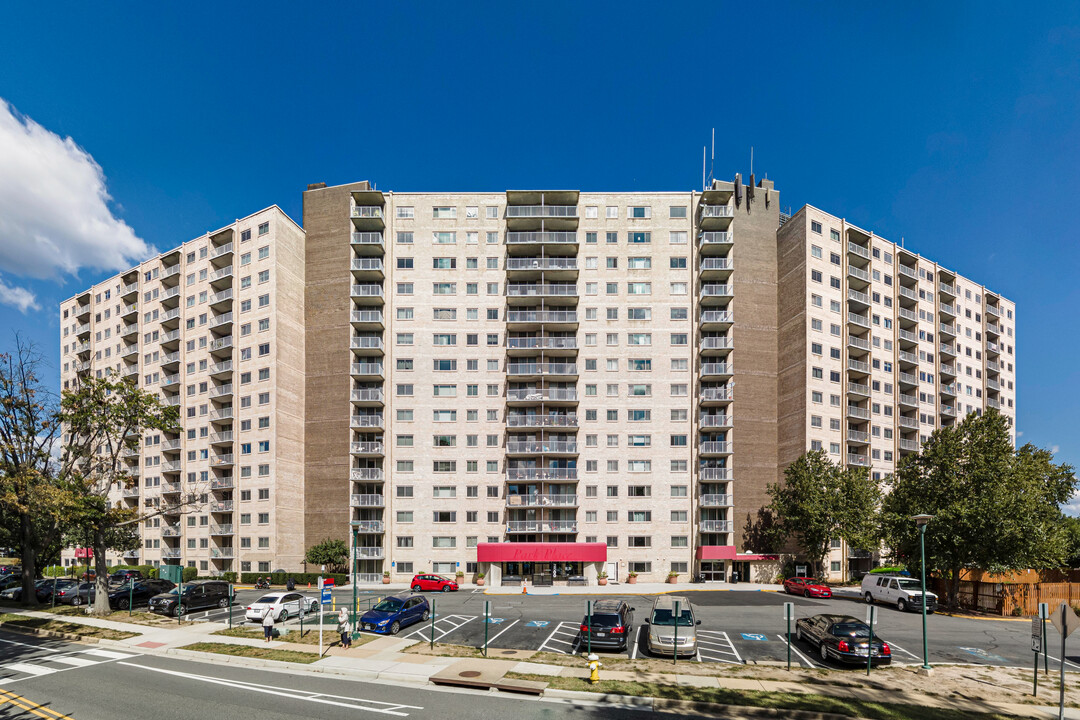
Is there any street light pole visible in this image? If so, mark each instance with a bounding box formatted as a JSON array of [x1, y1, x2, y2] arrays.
[[911, 514, 934, 673], [351, 523, 358, 639]]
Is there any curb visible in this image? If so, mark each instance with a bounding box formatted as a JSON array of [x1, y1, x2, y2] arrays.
[[0, 622, 105, 644], [655, 698, 864, 720]]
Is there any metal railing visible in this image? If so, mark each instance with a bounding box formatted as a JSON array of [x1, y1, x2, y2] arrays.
[[352, 521, 384, 533], [700, 257, 733, 271], [350, 336, 384, 350], [898, 329, 919, 343], [209, 242, 233, 259], [899, 371, 918, 385], [209, 266, 234, 282], [701, 363, 732, 376], [701, 284, 732, 297], [506, 363, 578, 375], [350, 442, 384, 455], [507, 520, 578, 533], [505, 468, 577, 481], [351, 284, 384, 298], [351, 362, 384, 376], [898, 264, 918, 279], [700, 387, 733, 401], [506, 441, 577, 454], [351, 258, 384, 271], [210, 312, 233, 328], [504, 206, 578, 219], [506, 283, 578, 297], [899, 393, 919, 406], [939, 281, 956, 295], [847, 430, 870, 443], [700, 205, 733, 218], [847, 382, 870, 395], [353, 547, 384, 559], [209, 383, 233, 398], [700, 337, 733, 351], [161, 524, 181, 536], [506, 336, 577, 350], [847, 454, 871, 467], [899, 416, 919, 429], [350, 231, 384, 245], [350, 468, 384, 482], [700, 310, 733, 324], [848, 288, 870, 305], [848, 359, 870, 373], [505, 494, 578, 507], [847, 313, 870, 328], [699, 467, 730, 481], [505, 231, 578, 244], [899, 350, 919, 364], [351, 207, 384, 219], [848, 335, 871, 351], [505, 414, 578, 428], [506, 257, 578, 271], [899, 439, 920, 452], [848, 266, 870, 282], [699, 231, 733, 245], [211, 454, 234, 466], [350, 494, 384, 507], [351, 388, 385, 403], [505, 310, 578, 323], [700, 441, 731, 454], [506, 388, 578, 401], [210, 336, 233, 351], [351, 310, 384, 324], [847, 405, 870, 420], [847, 241, 871, 260], [350, 414, 384, 428], [700, 494, 732, 507], [700, 520, 734, 532], [211, 524, 234, 535]]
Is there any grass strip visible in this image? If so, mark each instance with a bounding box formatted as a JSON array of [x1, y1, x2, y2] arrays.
[[0, 614, 138, 641], [179, 642, 319, 664], [212, 626, 376, 648], [506, 673, 1016, 720]]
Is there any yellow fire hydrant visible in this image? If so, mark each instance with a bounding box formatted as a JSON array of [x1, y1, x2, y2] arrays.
[[587, 653, 602, 684]]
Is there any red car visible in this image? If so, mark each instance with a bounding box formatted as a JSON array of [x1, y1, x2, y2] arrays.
[[410, 574, 459, 592], [783, 576, 832, 598]]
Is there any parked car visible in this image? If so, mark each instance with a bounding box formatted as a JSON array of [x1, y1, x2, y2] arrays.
[[783, 576, 833, 598], [645, 595, 699, 658], [578, 599, 636, 652], [109, 569, 144, 584], [56, 582, 94, 606], [148, 580, 231, 617], [244, 592, 319, 623], [359, 595, 429, 635], [0, 575, 23, 592], [106, 579, 175, 610], [37, 578, 80, 603], [861, 574, 937, 613], [410, 574, 458, 593], [795, 613, 891, 665], [1, 579, 51, 603]]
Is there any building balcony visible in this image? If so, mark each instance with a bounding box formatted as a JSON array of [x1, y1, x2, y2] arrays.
[[210, 548, 234, 559], [940, 383, 958, 397], [350, 257, 385, 278], [208, 266, 233, 286], [700, 387, 733, 403], [209, 500, 234, 513], [161, 524, 181, 537], [700, 284, 733, 304], [505, 413, 579, 429], [700, 336, 734, 354], [120, 303, 138, 319], [506, 387, 578, 403], [847, 312, 871, 329], [700, 441, 732, 455], [353, 547, 385, 560], [898, 350, 919, 367], [940, 363, 957, 377], [506, 440, 578, 455], [351, 310, 385, 328], [350, 232, 384, 253], [699, 413, 733, 429], [505, 231, 578, 245], [505, 362, 579, 378], [898, 371, 918, 388], [505, 467, 578, 482], [847, 334, 871, 353], [506, 336, 578, 353], [700, 362, 733, 379], [161, 482, 181, 494], [899, 439, 920, 453], [698, 231, 733, 250], [898, 264, 918, 281], [350, 362, 384, 379], [847, 382, 870, 397], [847, 405, 870, 420], [350, 414, 384, 429], [847, 241, 871, 261], [161, 374, 180, 388], [699, 257, 733, 280], [74, 302, 91, 319], [700, 494, 732, 508], [161, 549, 182, 559], [351, 388, 385, 404], [847, 430, 870, 445], [161, 460, 182, 473], [899, 393, 919, 409], [351, 284, 384, 304], [938, 281, 957, 298], [120, 281, 139, 298], [505, 310, 578, 327], [121, 487, 140, 498], [350, 494, 385, 508], [898, 307, 918, 326], [507, 520, 578, 534], [209, 383, 233, 399], [209, 312, 233, 331], [210, 407, 234, 422], [899, 415, 919, 429], [160, 351, 180, 368], [352, 521, 385, 534], [70, 360, 91, 373], [506, 257, 578, 272], [209, 242, 233, 261], [941, 405, 957, 417], [898, 287, 919, 305], [209, 431, 234, 445], [161, 439, 181, 451], [209, 289, 234, 310], [350, 442, 385, 456], [504, 206, 578, 219], [700, 204, 734, 219], [898, 329, 919, 347], [210, 454, 234, 468], [506, 283, 579, 300], [209, 336, 233, 355], [350, 205, 385, 223], [847, 453, 871, 468], [350, 468, 385, 483], [74, 322, 91, 338], [847, 265, 870, 285], [121, 364, 138, 378], [699, 310, 734, 330], [72, 340, 91, 356], [847, 358, 871, 376], [987, 304, 1003, 318], [939, 323, 956, 338], [940, 343, 957, 357], [160, 286, 181, 304], [506, 494, 578, 508], [700, 520, 734, 533], [939, 303, 957, 318], [847, 288, 871, 309], [350, 336, 385, 353], [987, 377, 1001, 391], [121, 344, 138, 358], [986, 322, 1002, 338], [161, 263, 182, 281], [700, 467, 730, 481], [986, 342, 1002, 356], [210, 524, 234, 536]]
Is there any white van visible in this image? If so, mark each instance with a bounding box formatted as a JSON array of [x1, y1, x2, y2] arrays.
[[861, 574, 937, 613]]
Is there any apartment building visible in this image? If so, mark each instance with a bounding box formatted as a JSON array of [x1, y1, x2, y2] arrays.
[[59, 206, 306, 576], [777, 206, 1017, 579], [303, 178, 782, 585]]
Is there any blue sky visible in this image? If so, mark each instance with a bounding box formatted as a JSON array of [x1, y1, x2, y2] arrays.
[[0, 3, 1077, 477]]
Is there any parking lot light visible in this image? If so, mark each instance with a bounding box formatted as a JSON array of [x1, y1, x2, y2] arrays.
[[910, 514, 934, 673]]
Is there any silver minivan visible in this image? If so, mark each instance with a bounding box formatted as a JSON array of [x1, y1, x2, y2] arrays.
[[646, 595, 700, 657]]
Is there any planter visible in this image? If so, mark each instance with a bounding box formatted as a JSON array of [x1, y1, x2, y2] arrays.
[[597, 578, 608, 586], [667, 576, 678, 584], [476, 578, 485, 587], [627, 576, 638, 585], [381, 576, 391, 584]]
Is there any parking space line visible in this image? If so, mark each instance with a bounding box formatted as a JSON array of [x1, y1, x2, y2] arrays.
[[698, 630, 742, 664], [628, 626, 639, 659], [484, 619, 519, 646], [404, 614, 475, 642], [884, 641, 920, 660], [1044, 653, 1080, 670], [538, 622, 580, 655], [775, 634, 818, 668]]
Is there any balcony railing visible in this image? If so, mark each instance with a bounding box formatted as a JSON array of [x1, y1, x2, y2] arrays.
[[848, 266, 870, 283], [700, 205, 733, 218], [899, 393, 919, 406], [210, 501, 234, 512], [210, 336, 233, 352], [353, 547, 385, 559], [847, 241, 871, 260], [161, 549, 182, 559], [350, 414, 385, 428], [209, 242, 233, 260], [507, 388, 578, 402], [351, 310, 384, 324], [847, 430, 870, 443], [898, 264, 918, 280], [847, 382, 870, 396], [700, 310, 734, 324], [700, 441, 731, 454], [351, 388, 385, 403], [350, 468, 385, 482], [700, 467, 730, 481], [700, 337, 733, 351], [210, 312, 233, 329], [939, 282, 957, 296], [350, 494, 385, 508], [847, 313, 870, 329], [505, 468, 578, 481], [208, 266, 233, 282], [701, 284, 732, 298], [899, 439, 920, 452], [505, 414, 578, 428], [161, 482, 181, 494], [699, 414, 733, 428], [161, 524, 181, 537], [209, 289, 233, 305], [506, 440, 577, 454], [848, 335, 871, 351], [505, 231, 578, 244], [506, 283, 578, 297], [898, 308, 918, 323], [211, 548, 235, 558], [700, 520, 734, 532], [700, 387, 733, 402], [505, 310, 578, 323], [847, 405, 870, 420], [351, 207, 384, 220], [505, 362, 578, 376], [506, 336, 578, 351], [350, 442, 384, 455], [211, 454, 234, 467], [899, 371, 918, 385], [350, 336, 384, 351], [899, 286, 918, 302], [700, 494, 732, 507], [847, 454, 871, 467], [352, 521, 384, 533], [350, 231, 384, 246], [211, 524, 234, 535], [848, 358, 870, 373], [898, 329, 919, 344], [700, 258, 733, 271], [209, 383, 233, 398], [504, 206, 578, 219], [848, 288, 870, 305], [699, 231, 733, 245], [898, 415, 919, 429], [210, 432, 234, 444], [700, 363, 732, 376], [506, 257, 578, 271], [987, 305, 1002, 318], [351, 362, 384, 376], [505, 494, 578, 508], [351, 285, 384, 298], [507, 520, 578, 533], [898, 350, 919, 364]]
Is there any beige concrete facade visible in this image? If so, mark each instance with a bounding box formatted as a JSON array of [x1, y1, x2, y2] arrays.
[[59, 206, 306, 575], [777, 206, 1017, 580]]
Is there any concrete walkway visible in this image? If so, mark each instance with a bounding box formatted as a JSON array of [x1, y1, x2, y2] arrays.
[[2, 606, 1072, 718]]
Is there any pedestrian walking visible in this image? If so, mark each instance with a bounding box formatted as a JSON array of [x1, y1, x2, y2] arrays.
[[338, 607, 351, 649], [262, 606, 275, 642]]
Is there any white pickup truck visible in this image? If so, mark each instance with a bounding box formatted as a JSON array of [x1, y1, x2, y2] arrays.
[[861, 574, 938, 613]]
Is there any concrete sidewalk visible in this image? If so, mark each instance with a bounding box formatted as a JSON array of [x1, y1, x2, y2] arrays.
[[2, 606, 1070, 718]]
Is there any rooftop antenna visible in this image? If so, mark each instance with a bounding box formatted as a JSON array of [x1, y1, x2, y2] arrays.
[[750, 146, 754, 177], [900, 236, 905, 248], [709, 128, 715, 186], [702, 146, 706, 191]]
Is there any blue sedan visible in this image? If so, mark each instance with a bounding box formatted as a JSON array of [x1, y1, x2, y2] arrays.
[[359, 595, 430, 635]]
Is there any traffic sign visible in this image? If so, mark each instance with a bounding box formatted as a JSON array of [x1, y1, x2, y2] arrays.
[[783, 602, 795, 621], [1032, 617, 1042, 652], [1039, 602, 1050, 619], [1050, 603, 1080, 639], [866, 604, 878, 626], [322, 587, 332, 604]]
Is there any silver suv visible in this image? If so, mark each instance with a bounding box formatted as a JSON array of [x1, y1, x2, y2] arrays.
[[646, 595, 700, 657]]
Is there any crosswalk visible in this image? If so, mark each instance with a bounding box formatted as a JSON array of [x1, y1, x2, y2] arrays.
[[0, 648, 136, 685]]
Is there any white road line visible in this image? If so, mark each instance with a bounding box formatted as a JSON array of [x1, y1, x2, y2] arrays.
[[628, 627, 639, 659], [484, 619, 519, 646], [82, 649, 134, 660], [1044, 653, 1080, 670], [776, 635, 819, 668], [538, 624, 563, 653], [3, 663, 55, 676], [118, 662, 422, 715], [539, 622, 578, 654], [0, 636, 56, 652], [50, 656, 99, 667], [884, 641, 920, 660], [719, 632, 743, 664]]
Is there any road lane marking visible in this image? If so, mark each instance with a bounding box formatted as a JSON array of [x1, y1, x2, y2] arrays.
[[82, 649, 134, 660], [0, 689, 73, 719], [1044, 652, 1080, 670], [776, 634, 819, 668], [485, 619, 519, 646], [883, 641, 920, 660], [698, 631, 741, 664], [0, 636, 56, 652], [117, 662, 422, 715], [3, 663, 55, 676], [50, 656, 99, 667]]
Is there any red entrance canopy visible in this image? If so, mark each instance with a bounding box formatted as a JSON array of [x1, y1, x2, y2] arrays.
[[477, 542, 607, 563], [695, 545, 737, 560]]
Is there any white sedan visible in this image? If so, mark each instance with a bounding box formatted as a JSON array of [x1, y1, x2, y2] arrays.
[[244, 592, 319, 623]]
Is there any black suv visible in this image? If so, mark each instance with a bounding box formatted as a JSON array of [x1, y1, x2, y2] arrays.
[[148, 580, 231, 617], [578, 599, 636, 652], [109, 569, 144, 584]]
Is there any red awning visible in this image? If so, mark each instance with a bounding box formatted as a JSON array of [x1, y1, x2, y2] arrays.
[[477, 542, 607, 563], [737, 553, 779, 562], [695, 545, 737, 561]]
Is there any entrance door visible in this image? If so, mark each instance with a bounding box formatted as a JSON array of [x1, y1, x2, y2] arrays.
[[606, 562, 619, 582], [700, 560, 726, 582]]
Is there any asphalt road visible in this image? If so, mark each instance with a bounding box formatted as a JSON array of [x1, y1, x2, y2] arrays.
[[0, 630, 677, 720]]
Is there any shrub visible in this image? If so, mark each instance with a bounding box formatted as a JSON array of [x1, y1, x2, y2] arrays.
[[182, 567, 199, 583], [239, 572, 349, 585], [221, 572, 237, 583]]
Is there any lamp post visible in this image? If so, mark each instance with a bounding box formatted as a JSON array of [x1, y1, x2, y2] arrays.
[[911, 514, 934, 673], [350, 521, 360, 638]]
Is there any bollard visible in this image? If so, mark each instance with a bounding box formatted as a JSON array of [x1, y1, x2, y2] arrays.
[[430, 597, 436, 649]]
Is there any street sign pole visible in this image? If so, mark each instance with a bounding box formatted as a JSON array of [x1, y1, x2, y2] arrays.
[[866, 604, 876, 677], [484, 600, 490, 657], [229, 584, 233, 629], [1060, 605, 1066, 720], [1040, 602, 1049, 676], [318, 576, 324, 656], [784, 602, 794, 671], [673, 600, 679, 667], [587, 600, 592, 657], [430, 597, 436, 650], [1032, 616, 1041, 696]]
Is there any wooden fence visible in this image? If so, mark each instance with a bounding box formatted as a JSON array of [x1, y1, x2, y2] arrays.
[[932, 578, 1080, 616]]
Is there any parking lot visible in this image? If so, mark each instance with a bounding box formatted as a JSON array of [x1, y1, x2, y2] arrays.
[[164, 584, 1080, 672]]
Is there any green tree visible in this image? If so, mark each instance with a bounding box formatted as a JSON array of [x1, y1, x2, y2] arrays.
[[766, 450, 882, 577], [60, 373, 182, 615], [880, 410, 1076, 609], [1063, 516, 1080, 568], [305, 538, 349, 573], [0, 339, 79, 607]]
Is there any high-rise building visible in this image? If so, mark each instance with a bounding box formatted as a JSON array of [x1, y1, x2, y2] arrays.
[[58, 207, 307, 575], [777, 206, 1016, 578]]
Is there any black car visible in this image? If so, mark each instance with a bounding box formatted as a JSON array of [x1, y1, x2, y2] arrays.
[[578, 599, 636, 652], [107, 578, 175, 610], [148, 580, 231, 617], [0, 575, 23, 592], [795, 613, 891, 666], [109, 569, 144, 584]]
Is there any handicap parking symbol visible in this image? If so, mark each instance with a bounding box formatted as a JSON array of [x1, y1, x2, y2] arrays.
[[485, 617, 505, 624], [741, 633, 769, 642], [525, 620, 550, 628], [959, 647, 1007, 664]]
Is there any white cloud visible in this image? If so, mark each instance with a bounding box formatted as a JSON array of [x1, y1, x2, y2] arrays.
[[1016, 430, 1024, 438], [0, 99, 153, 282], [1064, 491, 1080, 518], [0, 276, 39, 312], [1052, 445, 1061, 455]]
